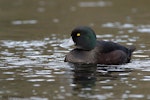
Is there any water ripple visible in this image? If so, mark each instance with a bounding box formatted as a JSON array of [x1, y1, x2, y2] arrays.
[[12, 20, 38, 25], [0, 36, 149, 71], [0, 36, 70, 69], [102, 22, 150, 33], [79, 1, 112, 7]]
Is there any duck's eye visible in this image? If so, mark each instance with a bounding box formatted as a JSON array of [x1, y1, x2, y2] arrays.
[[76, 33, 81, 37]]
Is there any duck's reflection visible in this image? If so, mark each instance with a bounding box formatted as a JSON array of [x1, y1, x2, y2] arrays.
[[70, 63, 131, 91], [70, 64, 111, 90], [72, 64, 97, 88]]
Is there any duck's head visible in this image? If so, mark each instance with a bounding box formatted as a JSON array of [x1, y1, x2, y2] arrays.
[[71, 26, 97, 51]]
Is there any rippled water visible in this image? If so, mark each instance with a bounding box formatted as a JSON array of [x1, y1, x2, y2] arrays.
[[0, 33, 150, 100], [0, 0, 150, 100]]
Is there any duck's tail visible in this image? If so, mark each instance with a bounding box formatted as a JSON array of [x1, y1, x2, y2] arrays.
[[128, 45, 136, 52], [127, 45, 136, 63]]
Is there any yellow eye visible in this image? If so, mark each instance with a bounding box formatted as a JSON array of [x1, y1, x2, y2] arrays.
[[77, 33, 81, 37]]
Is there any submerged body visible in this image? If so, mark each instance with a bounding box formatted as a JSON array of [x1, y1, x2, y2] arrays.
[[65, 26, 136, 65]]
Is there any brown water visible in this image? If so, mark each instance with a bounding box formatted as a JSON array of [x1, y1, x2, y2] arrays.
[[0, 0, 150, 100]]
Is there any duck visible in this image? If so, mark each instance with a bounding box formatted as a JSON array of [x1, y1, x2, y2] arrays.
[[64, 26, 136, 65]]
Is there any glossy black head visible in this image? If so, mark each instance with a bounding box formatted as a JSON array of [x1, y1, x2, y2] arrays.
[[71, 26, 97, 51]]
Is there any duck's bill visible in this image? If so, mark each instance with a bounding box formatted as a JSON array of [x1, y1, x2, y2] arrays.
[[60, 38, 75, 49]]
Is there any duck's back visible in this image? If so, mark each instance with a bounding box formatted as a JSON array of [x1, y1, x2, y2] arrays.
[[97, 41, 129, 53], [96, 40, 136, 64]]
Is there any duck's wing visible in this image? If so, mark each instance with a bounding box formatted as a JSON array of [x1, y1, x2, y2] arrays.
[[97, 41, 130, 54]]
